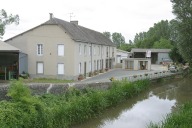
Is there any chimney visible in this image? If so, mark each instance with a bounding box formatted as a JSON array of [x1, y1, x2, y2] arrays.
[[49, 13, 53, 20], [70, 20, 78, 25]]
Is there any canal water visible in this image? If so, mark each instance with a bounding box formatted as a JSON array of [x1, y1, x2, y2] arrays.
[[72, 78, 192, 128]]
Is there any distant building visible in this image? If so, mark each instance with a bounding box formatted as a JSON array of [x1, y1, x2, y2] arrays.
[[116, 49, 131, 63], [131, 48, 171, 64], [122, 58, 151, 71]]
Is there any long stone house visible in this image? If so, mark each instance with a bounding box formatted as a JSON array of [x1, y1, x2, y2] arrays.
[[5, 14, 116, 80]]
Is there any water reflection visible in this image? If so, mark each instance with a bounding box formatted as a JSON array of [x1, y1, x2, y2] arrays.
[[73, 78, 192, 128], [98, 95, 176, 128]]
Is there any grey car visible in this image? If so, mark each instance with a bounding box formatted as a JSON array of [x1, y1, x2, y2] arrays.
[[169, 65, 178, 72]]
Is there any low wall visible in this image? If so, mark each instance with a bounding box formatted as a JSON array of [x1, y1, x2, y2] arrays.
[[0, 72, 183, 101], [0, 82, 112, 101]]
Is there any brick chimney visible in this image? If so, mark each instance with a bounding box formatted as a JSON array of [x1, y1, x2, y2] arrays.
[[70, 21, 78, 25]]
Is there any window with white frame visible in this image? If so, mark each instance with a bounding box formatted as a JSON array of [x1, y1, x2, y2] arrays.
[[37, 62, 44, 74], [106, 47, 109, 57], [58, 63, 64, 75], [84, 45, 87, 55], [89, 61, 91, 72], [98, 46, 100, 55], [58, 44, 64, 56], [79, 63, 81, 74], [89, 46, 91, 56], [94, 46, 96, 55], [112, 47, 114, 57], [102, 46, 104, 55], [37, 44, 43, 55], [79, 44, 81, 55]]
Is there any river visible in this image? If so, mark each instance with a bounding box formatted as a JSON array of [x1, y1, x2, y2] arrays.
[[72, 78, 192, 128]]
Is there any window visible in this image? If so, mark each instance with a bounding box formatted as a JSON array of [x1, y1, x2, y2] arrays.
[[98, 46, 100, 55], [37, 62, 43, 74], [58, 63, 64, 75], [106, 47, 109, 57], [84, 45, 87, 55], [79, 63, 81, 74], [94, 46, 96, 55], [112, 48, 114, 57], [58, 44, 64, 56], [89, 61, 91, 72], [37, 44, 43, 55], [89, 46, 91, 56], [79, 44, 81, 55]]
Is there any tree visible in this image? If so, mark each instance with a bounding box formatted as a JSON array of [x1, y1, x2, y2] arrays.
[[103, 31, 111, 40], [169, 46, 185, 63], [153, 38, 173, 49], [0, 9, 19, 38], [112, 32, 125, 48], [171, 0, 192, 63], [119, 43, 135, 52], [132, 20, 171, 48]]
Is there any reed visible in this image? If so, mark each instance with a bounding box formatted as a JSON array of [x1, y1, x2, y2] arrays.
[[148, 101, 192, 128]]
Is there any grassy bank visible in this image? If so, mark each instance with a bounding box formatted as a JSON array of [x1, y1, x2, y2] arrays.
[[148, 101, 192, 128], [0, 79, 149, 128], [23, 78, 73, 83]]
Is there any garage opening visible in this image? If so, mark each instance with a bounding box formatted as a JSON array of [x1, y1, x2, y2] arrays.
[[0, 52, 19, 80]]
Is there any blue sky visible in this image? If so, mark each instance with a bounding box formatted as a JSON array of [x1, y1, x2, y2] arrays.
[[1, 0, 175, 42]]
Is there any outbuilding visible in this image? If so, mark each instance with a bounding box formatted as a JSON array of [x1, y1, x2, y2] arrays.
[[131, 48, 171, 64], [0, 40, 26, 80]]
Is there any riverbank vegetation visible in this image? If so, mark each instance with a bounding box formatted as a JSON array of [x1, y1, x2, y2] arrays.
[[148, 101, 192, 128], [0, 79, 149, 128]]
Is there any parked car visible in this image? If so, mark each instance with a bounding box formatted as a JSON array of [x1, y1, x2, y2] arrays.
[[162, 58, 172, 66], [169, 65, 178, 73]]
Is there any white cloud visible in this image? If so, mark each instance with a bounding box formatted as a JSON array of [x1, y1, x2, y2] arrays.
[[1, 0, 175, 42]]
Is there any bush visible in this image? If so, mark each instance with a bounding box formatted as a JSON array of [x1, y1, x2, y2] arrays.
[[0, 79, 150, 128]]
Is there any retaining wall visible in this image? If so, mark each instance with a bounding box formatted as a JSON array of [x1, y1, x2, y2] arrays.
[[0, 82, 112, 101], [0, 72, 183, 101]]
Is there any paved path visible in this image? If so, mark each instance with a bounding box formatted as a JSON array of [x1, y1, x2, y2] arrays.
[[78, 65, 169, 84]]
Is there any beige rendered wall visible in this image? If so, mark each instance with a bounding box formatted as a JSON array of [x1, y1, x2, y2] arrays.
[[74, 43, 116, 77], [7, 25, 76, 79]]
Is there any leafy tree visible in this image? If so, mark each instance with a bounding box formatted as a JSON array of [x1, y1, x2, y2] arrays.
[[153, 38, 173, 49], [133, 20, 171, 49], [169, 19, 179, 43], [169, 46, 185, 63], [171, 0, 192, 63], [112, 32, 125, 48], [119, 43, 135, 52], [0, 9, 19, 38], [103, 31, 111, 40]]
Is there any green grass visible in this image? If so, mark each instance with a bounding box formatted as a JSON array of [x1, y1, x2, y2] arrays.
[[148, 101, 192, 128], [23, 78, 74, 83]]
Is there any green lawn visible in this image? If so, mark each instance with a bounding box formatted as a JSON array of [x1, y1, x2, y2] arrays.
[[23, 78, 74, 83]]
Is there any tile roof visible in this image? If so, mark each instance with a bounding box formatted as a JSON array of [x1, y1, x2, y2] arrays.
[[44, 18, 116, 46], [5, 18, 116, 47], [0, 40, 20, 52]]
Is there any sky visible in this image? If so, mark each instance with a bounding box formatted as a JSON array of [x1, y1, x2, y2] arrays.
[[1, 0, 175, 42]]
